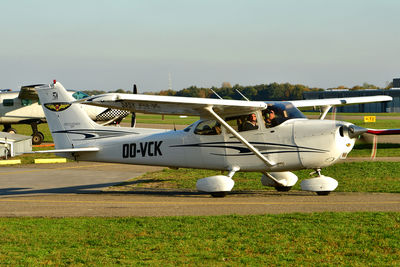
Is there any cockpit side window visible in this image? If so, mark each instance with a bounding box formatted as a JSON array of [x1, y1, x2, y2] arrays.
[[3, 99, 14, 107], [21, 99, 33, 106], [225, 113, 259, 132], [194, 120, 222, 135]]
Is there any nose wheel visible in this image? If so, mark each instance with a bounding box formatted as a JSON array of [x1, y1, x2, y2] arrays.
[[300, 169, 338, 195]]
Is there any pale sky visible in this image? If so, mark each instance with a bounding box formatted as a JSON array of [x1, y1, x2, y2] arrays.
[[1, 0, 399, 92]]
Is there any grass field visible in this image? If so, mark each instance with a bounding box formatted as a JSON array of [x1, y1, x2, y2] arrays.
[[0, 213, 399, 265]]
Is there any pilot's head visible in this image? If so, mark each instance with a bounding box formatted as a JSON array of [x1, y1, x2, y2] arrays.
[[265, 109, 275, 119], [248, 113, 257, 122]]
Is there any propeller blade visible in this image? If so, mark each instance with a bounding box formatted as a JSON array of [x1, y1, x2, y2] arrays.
[[131, 84, 137, 127], [367, 128, 400, 135]]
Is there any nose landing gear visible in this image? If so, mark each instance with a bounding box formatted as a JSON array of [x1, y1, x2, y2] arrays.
[[300, 169, 338, 195]]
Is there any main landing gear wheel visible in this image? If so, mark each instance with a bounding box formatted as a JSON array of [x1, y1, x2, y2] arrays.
[[316, 191, 331, 196], [210, 192, 228, 198], [3, 128, 17, 134], [31, 132, 44, 145], [275, 186, 292, 192]]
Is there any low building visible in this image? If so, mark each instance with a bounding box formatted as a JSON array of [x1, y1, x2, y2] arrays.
[[0, 132, 32, 158], [303, 79, 400, 113]]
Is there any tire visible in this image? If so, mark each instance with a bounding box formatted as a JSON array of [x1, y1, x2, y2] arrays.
[[316, 191, 331, 196], [210, 192, 227, 198], [38, 131, 45, 140], [31, 133, 44, 145], [6, 128, 17, 134], [275, 186, 292, 192]]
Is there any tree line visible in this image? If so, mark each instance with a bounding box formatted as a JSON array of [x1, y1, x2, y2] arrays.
[[82, 81, 392, 101]]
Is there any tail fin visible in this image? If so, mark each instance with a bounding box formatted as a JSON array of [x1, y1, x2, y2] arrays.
[[36, 81, 99, 149]]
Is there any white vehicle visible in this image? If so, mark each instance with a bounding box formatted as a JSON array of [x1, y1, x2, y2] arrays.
[[0, 84, 129, 144], [35, 81, 392, 197]]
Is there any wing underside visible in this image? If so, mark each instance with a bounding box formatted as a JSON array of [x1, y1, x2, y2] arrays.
[[81, 93, 267, 117]]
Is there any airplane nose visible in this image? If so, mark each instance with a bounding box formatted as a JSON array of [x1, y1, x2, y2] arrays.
[[347, 125, 367, 139]]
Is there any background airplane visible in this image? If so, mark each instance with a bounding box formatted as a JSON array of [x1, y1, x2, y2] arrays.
[[0, 83, 130, 144], [34, 81, 392, 197]]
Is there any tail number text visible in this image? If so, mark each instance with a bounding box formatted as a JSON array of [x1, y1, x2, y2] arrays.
[[122, 141, 163, 158]]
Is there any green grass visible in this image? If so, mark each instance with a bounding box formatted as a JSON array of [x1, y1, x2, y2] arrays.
[[344, 119, 400, 129], [0, 213, 399, 265], [11, 124, 53, 143], [350, 143, 400, 157], [119, 161, 400, 193]]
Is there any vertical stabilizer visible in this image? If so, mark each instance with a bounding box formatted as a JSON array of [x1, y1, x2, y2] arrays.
[[36, 81, 98, 149]]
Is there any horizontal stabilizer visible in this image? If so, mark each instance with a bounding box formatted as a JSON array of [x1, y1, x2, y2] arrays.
[[32, 147, 100, 154]]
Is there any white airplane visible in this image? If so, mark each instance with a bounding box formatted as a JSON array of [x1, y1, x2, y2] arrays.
[[35, 81, 393, 197], [0, 83, 129, 144]]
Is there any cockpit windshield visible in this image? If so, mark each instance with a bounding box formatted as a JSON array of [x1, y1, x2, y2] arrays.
[[263, 102, 306, 127]]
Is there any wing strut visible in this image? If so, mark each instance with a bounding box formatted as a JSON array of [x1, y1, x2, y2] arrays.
[[319, 105, 332, 120], [204, 106, 276, 167]]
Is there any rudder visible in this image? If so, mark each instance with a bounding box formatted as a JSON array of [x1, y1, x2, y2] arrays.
[[36, 81, 99, 149]]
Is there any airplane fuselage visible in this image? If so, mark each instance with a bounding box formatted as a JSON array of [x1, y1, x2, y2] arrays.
[[61, 117, 355, 172]]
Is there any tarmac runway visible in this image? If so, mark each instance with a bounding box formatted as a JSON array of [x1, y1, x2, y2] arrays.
[[1, 161, 400, 217]]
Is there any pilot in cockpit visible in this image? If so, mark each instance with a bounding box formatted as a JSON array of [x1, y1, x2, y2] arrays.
[[242, 113, 259, 131], [264, 108, 278, 128]]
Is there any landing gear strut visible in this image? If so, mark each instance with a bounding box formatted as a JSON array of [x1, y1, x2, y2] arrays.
[[3, 122, 45, 145], [30, 122, 44, 145], [3, 124, 17, 134]]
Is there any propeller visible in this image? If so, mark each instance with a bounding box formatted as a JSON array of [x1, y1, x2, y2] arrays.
[[131, 84, 137, 127]]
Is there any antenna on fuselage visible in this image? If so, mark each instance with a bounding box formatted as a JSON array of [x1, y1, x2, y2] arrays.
[[210, 88, 223, 99], [235, 89, 250, 101]]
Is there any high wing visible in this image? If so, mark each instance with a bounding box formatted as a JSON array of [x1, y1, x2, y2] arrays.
[[80, 93, 267, 117], [290, 95, 392, 120], [290, 95, 392, 108]]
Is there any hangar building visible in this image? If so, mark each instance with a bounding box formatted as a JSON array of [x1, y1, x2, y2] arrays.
[[303, 79, 400, 113]]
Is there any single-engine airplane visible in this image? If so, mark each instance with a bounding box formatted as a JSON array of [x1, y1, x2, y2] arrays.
[[35, 81, 393, 197], [0, 84, 129, 144]]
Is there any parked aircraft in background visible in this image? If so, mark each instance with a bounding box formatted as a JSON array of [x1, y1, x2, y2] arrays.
[[0, 84, 129, 144], [35, 81, 392, 197]]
